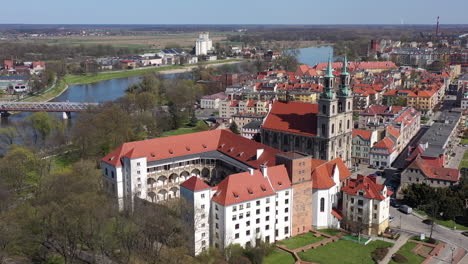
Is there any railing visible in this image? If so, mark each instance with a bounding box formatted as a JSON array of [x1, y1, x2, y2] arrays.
[[0, 101, 99, 112]]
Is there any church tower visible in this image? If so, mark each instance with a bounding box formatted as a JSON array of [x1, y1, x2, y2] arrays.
[[316, 56, 352, 166], [336, 56, 353, 167]]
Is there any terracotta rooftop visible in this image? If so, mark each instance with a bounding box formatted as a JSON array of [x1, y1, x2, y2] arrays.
[[211, 165, 291, 206], [352, 129, 373, 140], [180, 176, 211, 192], [373, 137, 395, 152], [262, 101, 319, 137], [342, 174, 391, 200], [408, 157, 460, 182], [102, 129, 280, 168], [311, 157, 351, 189]]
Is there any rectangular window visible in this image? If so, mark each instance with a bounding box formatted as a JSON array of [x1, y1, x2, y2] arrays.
[[351, 198, 354, 203], [284, 226, 289, 234], [239, 204, 244, 210], [216, 223, 219, 229], [374, 204, 377, 210], [373, 213, 377, 219], [285, 191, 289, 196], [246, 230, 250, 236], [256, 218, 260, 224], [266, 225, 270, 230], [247, 202, 251, 208], [233, 206, 237, 212], [266, 207, 270, 212], [137, 162, 140, 166], [202, 232, 205, 237], [235, 233, 239, 239], [285, 199, 289, 204], [232, 215, 237, 221], [266, 198, 270, 204], [201, 194, 205, 198], [256, 227, 260, 233], [265, 216, 270, 221], [284, 216, 289, 222], [246, 211, 250, 217], [285, 208, 289, 213], [201, 214, 205, 218], [239, 213, 243, 219], [235, 224, 239, 229], [215, 205, 218, 210], [358, 200, 364, 206], [246, 221, 250, 227], [256, 209, 260, 215], [256, 201, 260, 206], [201, 204, 205, 209]]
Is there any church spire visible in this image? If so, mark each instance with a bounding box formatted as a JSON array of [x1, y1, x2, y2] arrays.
[[320, 56, 336, 100], [338, 55, 351, 97]]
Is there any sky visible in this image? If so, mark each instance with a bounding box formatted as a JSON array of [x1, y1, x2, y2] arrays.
[[1, 0, 467, 25]]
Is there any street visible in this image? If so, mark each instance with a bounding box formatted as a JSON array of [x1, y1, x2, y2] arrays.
[[389, 207, 468, 251]]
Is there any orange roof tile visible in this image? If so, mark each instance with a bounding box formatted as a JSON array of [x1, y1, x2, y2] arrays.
[[263, 101, 319, 137], [180, 176, 211, 192], [373, 137, 395, 152], [353, 129, 373, 140], [408, 157, 460, 182], [342, 175, 390, 200]]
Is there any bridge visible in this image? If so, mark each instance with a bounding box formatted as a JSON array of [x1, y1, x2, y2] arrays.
[[0, 101, 99, 119]]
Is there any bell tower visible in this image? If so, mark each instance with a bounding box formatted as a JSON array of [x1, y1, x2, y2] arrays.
[[336, 56, 353, 167]]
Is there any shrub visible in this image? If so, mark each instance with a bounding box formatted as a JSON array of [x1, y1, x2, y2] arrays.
[[427, 238, 436, 244], [392, 253, 408, 263], [372, 247, 389, 263]]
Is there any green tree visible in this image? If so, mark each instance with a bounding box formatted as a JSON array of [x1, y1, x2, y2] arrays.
[[28, 112, 54, 145], [0, 127, 17, 147], [229, 122, 240, 134]]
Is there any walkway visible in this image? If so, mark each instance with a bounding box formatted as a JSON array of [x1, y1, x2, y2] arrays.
[[379, 232, 411, 264]]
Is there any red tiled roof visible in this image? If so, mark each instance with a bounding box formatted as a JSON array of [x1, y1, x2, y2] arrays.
[[342, 175, 390, 200], [262, 101, 319, 137], [373, 137, 395, 152], [353, 129, 373, 140], [102, 130, 280, 168], [212, 165, 291, 206], [180, 176, 211, 192], [361, 105, 404, 116], [311, 158, 351, 189], [202, 92, 227, 100], [386, 125, 400, 139], [331, 208, 343, 220], [408, 157, 460, 182]]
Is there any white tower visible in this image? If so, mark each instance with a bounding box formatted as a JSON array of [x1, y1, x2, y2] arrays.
[[196, 32, 213, 56]]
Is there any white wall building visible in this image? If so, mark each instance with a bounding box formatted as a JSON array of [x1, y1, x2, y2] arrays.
[[196, 32, 213, 56], [200, 92, 227, 109]]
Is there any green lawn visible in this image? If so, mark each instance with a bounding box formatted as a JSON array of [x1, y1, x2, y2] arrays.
[[459, 150, 468, 169], [263, 248, 295, 264], [317, 229, 341, 236], [388, 242, 425, 264], [461, 138, 468, 145], [342, 234, 370, 243], [162, 120, 208, 137], [51, 151, 81, 172], [434, 219, 468, 230], [277, 232, 325, 250], [298, 240, 393, 264], [414, 209, 427, 216]]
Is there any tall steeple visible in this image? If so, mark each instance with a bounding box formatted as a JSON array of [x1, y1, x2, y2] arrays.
[[321, 56, 335, 100], [338, 55, 351, 97]]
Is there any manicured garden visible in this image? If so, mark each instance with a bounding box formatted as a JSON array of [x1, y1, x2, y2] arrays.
[[262, 248, 295, 264], [388, 242, 425, 264], [297, 240, 393, 264], [277, 232, 325, 250], [342, 234, 370, 244]]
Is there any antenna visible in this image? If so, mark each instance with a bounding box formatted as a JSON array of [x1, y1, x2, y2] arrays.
[[436, 16, 440, 36]]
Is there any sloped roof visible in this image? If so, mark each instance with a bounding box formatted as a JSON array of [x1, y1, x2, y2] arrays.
[[211, 165, 291, 206], [180, 176, 211, 192], [386, 125, 401, 139], [373, 137, 395, 152], [262, 101, 319, 137], [353, 129, 373, 140], [407, 157, 460, 182], [102, 129, 280, 168], [342, 175, 391, 200], [311, 157, 351, 189]]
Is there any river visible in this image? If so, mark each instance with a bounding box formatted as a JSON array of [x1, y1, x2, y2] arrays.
[[4, 46, 332, 122]]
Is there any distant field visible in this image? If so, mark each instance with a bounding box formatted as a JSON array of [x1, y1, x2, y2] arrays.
[[7, 31, 238, 51]]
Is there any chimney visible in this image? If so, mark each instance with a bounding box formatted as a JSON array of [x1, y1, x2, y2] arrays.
[[260, 164, 268, 177], [249, 168, 254, 175], [256, 149, 264, 159]]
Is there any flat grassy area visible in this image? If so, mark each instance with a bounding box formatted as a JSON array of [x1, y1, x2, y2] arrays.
[[298, 240, 393, 264], [388, 242, 425, 264], [459, 150, 468, 169], [277, 232, 325, 250], [317, 229, 341, 236], [51, 151, 81, 172], [342, 234, 370, 243], [263, 248, 295, 264], [414, 209, 427, 216], [461, 138, 468, 145], [434, 219, 468, 230]]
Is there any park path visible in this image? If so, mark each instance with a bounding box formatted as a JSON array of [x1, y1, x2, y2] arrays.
[[379, 232, 411, 264]]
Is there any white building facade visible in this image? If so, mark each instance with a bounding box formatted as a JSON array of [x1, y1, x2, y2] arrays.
[[196, 32, 213, 56]]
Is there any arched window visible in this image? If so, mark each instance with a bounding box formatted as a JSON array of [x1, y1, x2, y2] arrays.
[[347, 119, 350, 129], [338, 102, 343, 112], [348, 101, 351, 110], [283, 135, 289, 145], [321, 124, 326, 136], [339, 138, 342, 148], [320, 198, 325, 212], [332, 105, 335, 114], [322, 105, 326, 114], [339, 121, 342, 132], [331, 124, 335, 134]]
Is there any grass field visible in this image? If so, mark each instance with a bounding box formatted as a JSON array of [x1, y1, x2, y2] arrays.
[[317, 229, 341, 236], [434, 219, 468, 230], [277, 232, 325, 250], [162, 120, 208, 137], [388, 242, 425, 264], [262, 248, 295, 264], [459, 150, 468, 169], [297, 240, 393, 264]]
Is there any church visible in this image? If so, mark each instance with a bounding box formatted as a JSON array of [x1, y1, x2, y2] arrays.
[[262, 57, 354, 167]]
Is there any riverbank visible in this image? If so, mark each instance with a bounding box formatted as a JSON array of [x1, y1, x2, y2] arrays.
[[21, 59, 244, 102]]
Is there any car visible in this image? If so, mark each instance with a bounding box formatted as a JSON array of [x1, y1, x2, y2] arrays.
[[422, 219, 434, 225], [390, 199, 400, 208], [399, 205, 413, 214], [462, 231, 468, 237], [389, 216, 395, 222], [376, 171, 383, 176]]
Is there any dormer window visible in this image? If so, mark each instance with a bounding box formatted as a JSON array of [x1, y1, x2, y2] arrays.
[[169, 149, 174, 154], [260, 185, 266, 192], [202, 144, 207, 148], [233, 192, 239, 198], [247, 188, 253, 195]]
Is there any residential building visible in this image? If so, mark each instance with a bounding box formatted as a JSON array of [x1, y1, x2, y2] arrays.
[[200, 92, 227, 109], [262, 57, 353, 167], [370, 137, 398, 168], [231, 113, 265, 132], [241, 120, 263, 140], [352, 129, 378, 165], [342, 175, 392, 235]]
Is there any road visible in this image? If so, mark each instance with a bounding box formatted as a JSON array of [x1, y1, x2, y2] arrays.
[[389, 207, 468, 251]]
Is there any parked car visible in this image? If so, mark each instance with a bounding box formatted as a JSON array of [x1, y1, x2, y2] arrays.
[[399, 205, 413, 214], [422, 219, 433, 225], [462, 231, 468, 237], [390, 199, 401, 208]]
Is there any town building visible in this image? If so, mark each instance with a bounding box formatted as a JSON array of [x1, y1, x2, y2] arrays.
[[261, 57, 353, 167], [101, 129, 281, 210], [370, 137, 397, 169], [200, 92, 227, 109], [195, 32, 213, 56], [231, 113, 265, 132], [352, 129, 378, 166], [399, 157, 460, 195], [342, 175, 392, 235]]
